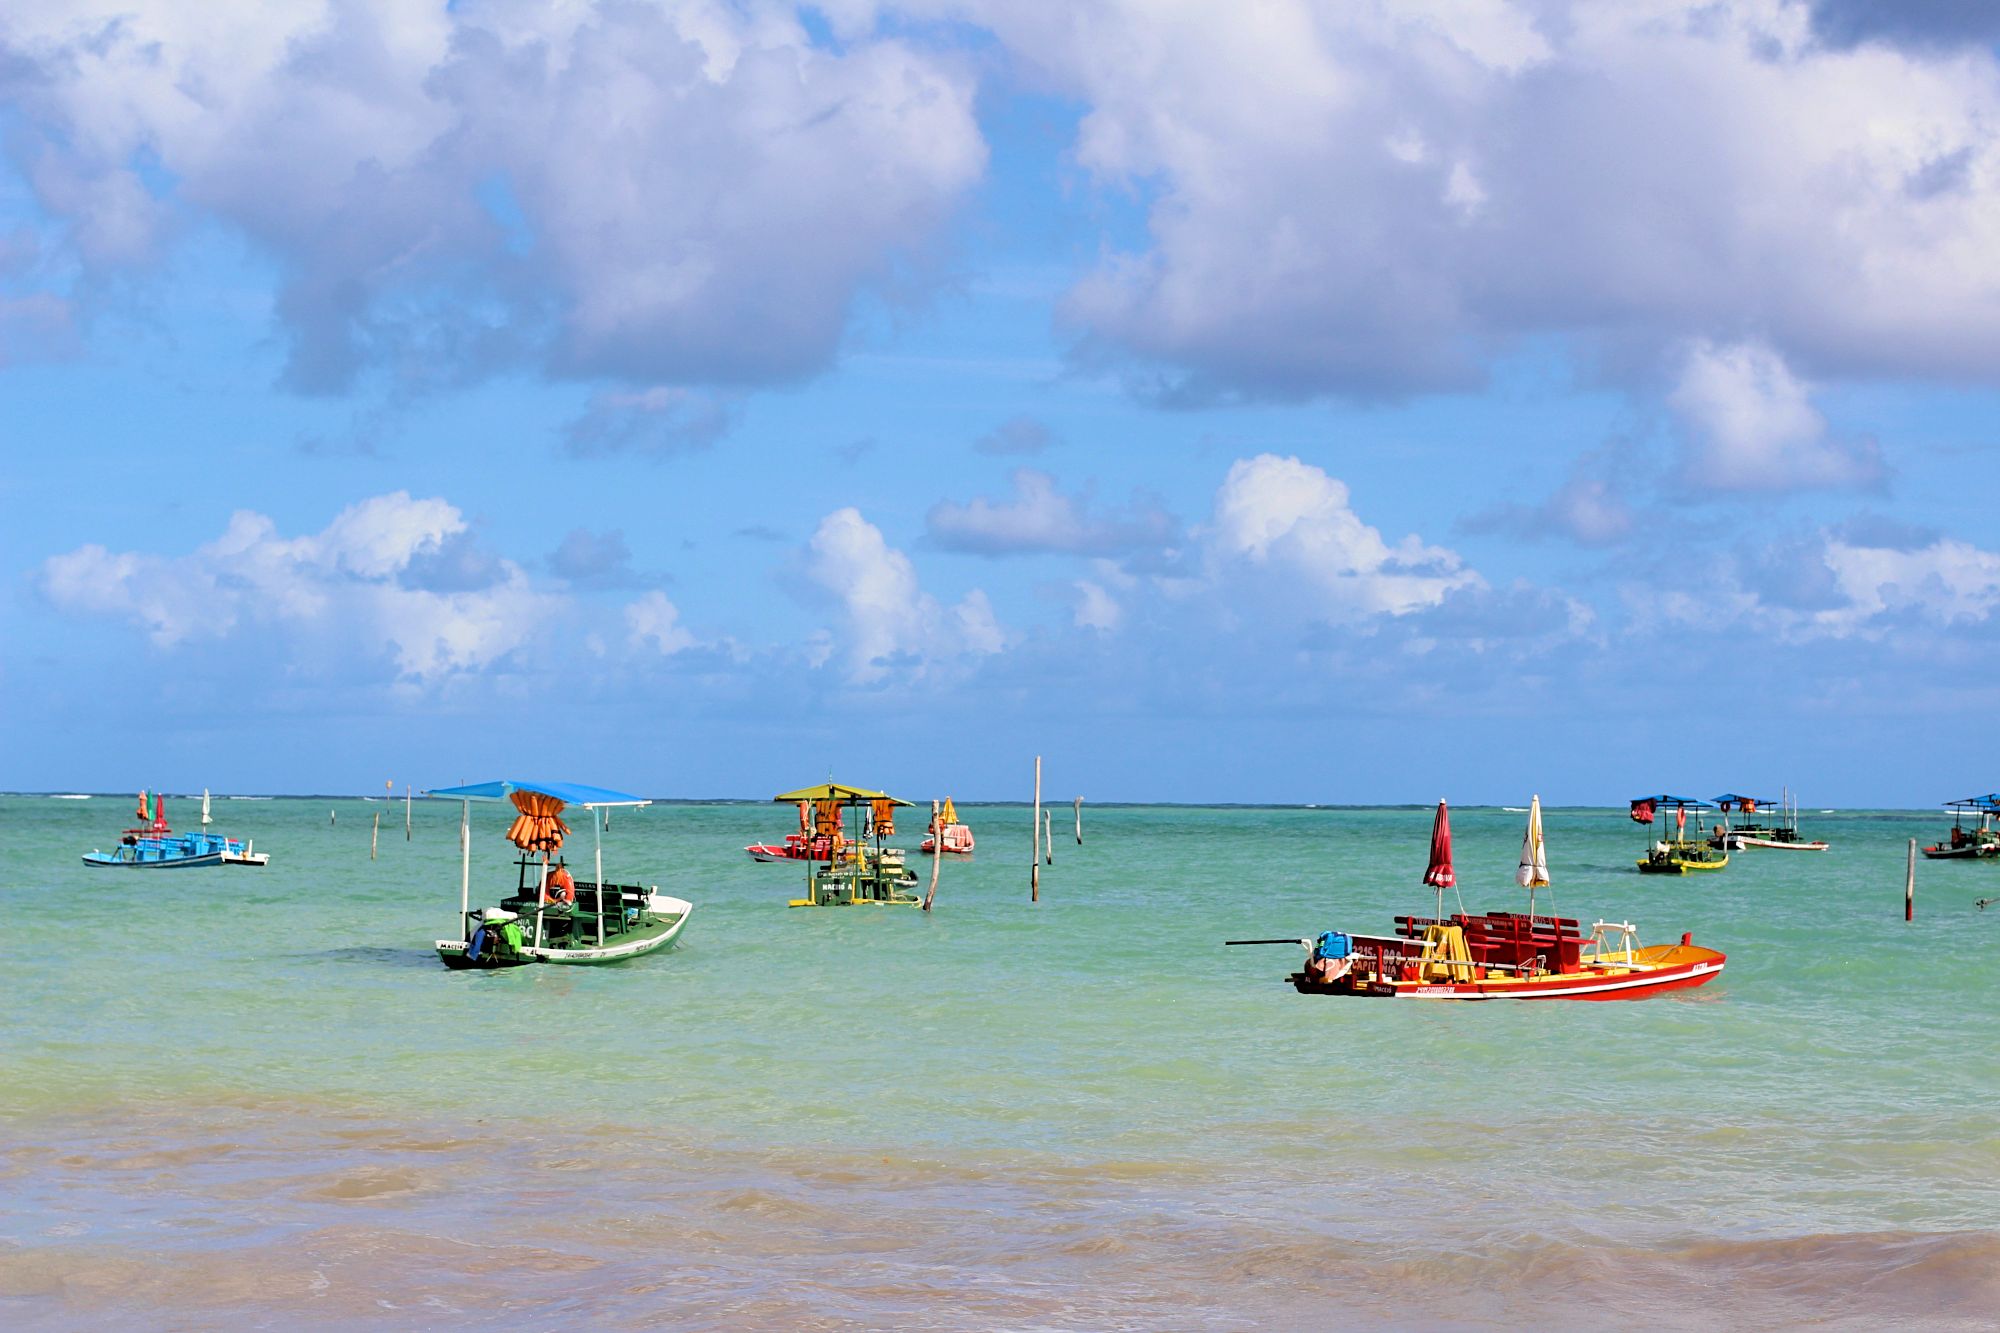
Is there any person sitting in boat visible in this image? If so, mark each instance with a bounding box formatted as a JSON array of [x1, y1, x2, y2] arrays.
[[545, 862, 576, 905]]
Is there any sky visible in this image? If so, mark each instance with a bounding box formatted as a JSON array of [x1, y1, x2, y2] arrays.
[[5, 0, 2000, 805]]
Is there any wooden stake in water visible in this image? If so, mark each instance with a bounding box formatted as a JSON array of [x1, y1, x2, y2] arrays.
[[405, 784, 413, 841], [1906, 838, 1916, 921], [1031, 755, 1042, 903], [371, 810, 380, 861], [923, 799, 943, 912], [1075, 796, 1083, 845], [1044, 808, 1053, 865]]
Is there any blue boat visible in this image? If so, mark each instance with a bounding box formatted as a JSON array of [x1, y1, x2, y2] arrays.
[[81, 790, 269, 869]]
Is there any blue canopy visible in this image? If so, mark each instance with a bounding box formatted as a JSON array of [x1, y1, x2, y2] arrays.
[[1711, 793, 1772, 808], [1631, 793, 1711, 809], [424, 779, 651, 808]]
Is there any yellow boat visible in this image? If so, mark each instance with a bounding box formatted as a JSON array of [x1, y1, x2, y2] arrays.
[[1639, 840, 1730, 874], [1630, 794, 1729, 874], [771, 781, 920, 907]]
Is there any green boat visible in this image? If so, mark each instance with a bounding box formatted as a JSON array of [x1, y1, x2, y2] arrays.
[[1629, 794, 1730, 874], [1921, 795, 2000, 860], [774, 781, 921, 907], [427, 779, 692, 969]]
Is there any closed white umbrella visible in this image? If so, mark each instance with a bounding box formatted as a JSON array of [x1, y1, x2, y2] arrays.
[[1517, 794, 1549, 917], [201, 788, 211, 827]]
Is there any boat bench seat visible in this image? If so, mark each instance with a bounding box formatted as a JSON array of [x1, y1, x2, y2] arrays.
[[1444, 914, 1583, 972]]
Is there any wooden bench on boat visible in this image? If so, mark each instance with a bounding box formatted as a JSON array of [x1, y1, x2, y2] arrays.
[[1395, 912, 1586, 974]]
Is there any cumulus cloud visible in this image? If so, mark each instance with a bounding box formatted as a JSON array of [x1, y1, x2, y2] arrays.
[[951, 1, 2000, 399], [1667, 523, 2000, 640], [1818, 533, 2000, 631], [1203, 454, 1480, 617], [625, 590, 696, 656], [38, 491, 562, 681], [1668, 341, 1884, 493], [925, 469, 1177, 556], [1073, 579, 1122, 631], [804, 507, 1004, 682], [0, 2, 985, 391]]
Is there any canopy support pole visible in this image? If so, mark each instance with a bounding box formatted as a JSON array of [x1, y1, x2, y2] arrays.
[[534, 852, 548, 952], [458, 800, 470, 940], [595, 806, 605, 947]]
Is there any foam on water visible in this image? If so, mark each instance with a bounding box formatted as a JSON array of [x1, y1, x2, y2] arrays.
[[2, 796, 1996, 1325]]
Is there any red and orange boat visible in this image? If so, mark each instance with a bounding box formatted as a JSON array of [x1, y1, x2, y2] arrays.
[[1284, 913, 1725, 1000], [1230, 797, 1725, 1001]]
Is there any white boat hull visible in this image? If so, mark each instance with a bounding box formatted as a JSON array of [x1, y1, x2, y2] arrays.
[[435, 895, 692, 967]]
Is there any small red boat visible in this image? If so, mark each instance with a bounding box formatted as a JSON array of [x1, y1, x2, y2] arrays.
[[747, 800, 844, 863], [745, 834, 839, 863]]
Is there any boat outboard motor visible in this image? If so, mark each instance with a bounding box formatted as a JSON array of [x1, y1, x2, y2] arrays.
[[1304, 931, 1353, 984]]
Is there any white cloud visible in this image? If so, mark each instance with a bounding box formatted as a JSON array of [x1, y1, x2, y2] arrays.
[[925, 469, 1176, 555], [624, 590, 695, 655], [1655, 526, 2000, 641], [0, 2, 985, 390], [1073, 579, 1122, 630], [39, 491, 561, 681], [1668, 340, 1883, 492], [960, 0, 2000, 397], [1204, 454, 1480, 616], [805, 507, 1004, 682], [1819, 536, 2000, 631]]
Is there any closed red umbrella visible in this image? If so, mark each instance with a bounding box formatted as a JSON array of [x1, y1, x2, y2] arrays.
[[1424, 799, 1454, 918]]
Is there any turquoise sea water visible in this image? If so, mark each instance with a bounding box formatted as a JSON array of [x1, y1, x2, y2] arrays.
[[3, 795, 1997, 1327]]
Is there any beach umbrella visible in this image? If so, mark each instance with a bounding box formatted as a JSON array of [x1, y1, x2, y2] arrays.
[[1423, 799, 1454, 919], [1516, 795, 1549, 918], [201, 788, 211, 827]]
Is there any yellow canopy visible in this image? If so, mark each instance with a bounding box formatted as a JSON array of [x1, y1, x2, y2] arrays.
[[772, 781, 911, 807]]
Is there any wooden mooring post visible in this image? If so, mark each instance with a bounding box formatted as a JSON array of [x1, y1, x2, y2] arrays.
[[1074, 796, 1083, 845], [924, 800, 943, 912], [1031, 756, 1041, 903], [1905, 838, 1915, 921], [371, 810, 380, 861]]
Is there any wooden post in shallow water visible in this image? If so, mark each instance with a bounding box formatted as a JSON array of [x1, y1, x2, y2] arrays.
[[1031, 755, 1042, 903], [371, 811, 380, 861], [1044, 808, 1053, 865], [1075, 796, 1083, 845], [924, 800, 943, 912], [406, 785, 412, 841], [1906, 839, 1916, 921]]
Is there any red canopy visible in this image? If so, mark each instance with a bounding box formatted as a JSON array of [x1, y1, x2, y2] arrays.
[[1423, 800, 1455, 889]]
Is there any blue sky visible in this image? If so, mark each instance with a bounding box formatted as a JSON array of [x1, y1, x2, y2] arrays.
[[6, 1, 2000, 804]]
